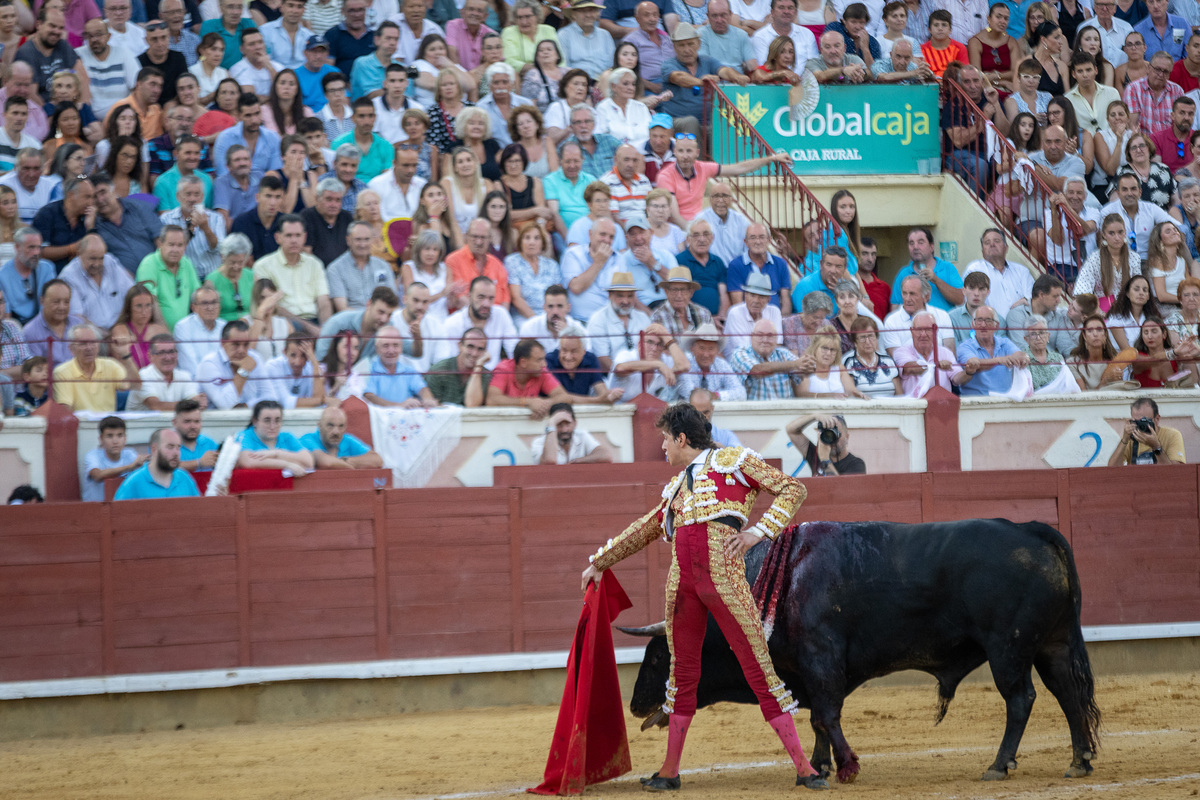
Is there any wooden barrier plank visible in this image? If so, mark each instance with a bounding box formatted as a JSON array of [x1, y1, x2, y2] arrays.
[[388, 631, 513, 658], [114, 642, 241, 674], [111, 527, 238, 560], [388, 544, 512, 574], [243, 492, 377, 524], [0, 623, 102, 656], [247, 548, 375, 582], [0, 652, 104, 681], [0, 534, 101, 565], [113, 613, 241, 648], [251, 577, 376, 607], [0, 592, 102, 628], [0, 562, 101, 596], [252, 636, 377, 666], [0, 502, 100, 534], [391, 573, 513, 607], [389, 601, 513, 634], [251, 606, 376, 641], [373, 490, 389, 660], [111, 555, 237, 589], [248, 521, 376, 553], [518, 485, 654, 518], [113, 583, 238, 620]]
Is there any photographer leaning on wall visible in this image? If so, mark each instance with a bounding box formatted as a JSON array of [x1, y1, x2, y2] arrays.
[[785, 414, 866, 477], [1107, 397, 1187, 466]]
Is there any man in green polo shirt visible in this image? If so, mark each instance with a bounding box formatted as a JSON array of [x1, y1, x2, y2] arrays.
[[426, 327, 492, 406], [331, 98, 394, 182], [136, 225, 200, 330], [545, 141, 596, 251]]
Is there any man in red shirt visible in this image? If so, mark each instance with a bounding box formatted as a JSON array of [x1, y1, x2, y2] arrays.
[[656, 133, 792, 221], [485, 338, 570, 418], [1149, 95, 1196, 171]]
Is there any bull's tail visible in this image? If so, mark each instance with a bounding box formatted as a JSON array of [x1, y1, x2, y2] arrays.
[[1025, 522, 1102, 755]]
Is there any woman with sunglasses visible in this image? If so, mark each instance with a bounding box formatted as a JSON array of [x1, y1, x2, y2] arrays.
[[1110, 132, 1175, 208], [1113, 31, 1149, 90], [205, 233, 256, 321], [110, 284, 170, 371]]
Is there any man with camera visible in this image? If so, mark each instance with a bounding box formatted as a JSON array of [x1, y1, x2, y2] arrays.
[[784, 413, 865, 476], [1107, 397, 1186, 466]]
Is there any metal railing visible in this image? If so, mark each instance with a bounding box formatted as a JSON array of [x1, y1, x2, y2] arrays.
[[939, 77, 1087, 288], [703, 79, 840, 278]]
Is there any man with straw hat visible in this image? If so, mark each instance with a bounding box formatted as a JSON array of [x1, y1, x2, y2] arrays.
[[586, 269, 652, 371], [651, 265, 714, 339], [676, 321, 747, 400]]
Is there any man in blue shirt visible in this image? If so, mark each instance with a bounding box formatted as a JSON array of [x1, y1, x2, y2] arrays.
[[1133, 0, 1190, 60], [114, 428, 202, 500], [890, 227, 965, 312], [660, 22, 749, 119], [700, 0, 758, 73], [955, 304, 1030, 396], [173, 397, 219, 473], [363, 325, 440, 407], [790, 246, 848, 313], [325, 0, 377, 76], [0, 229, 57, 325], [302, 406, 385, 468], [727, 223, 793, 312], [296, 36, 339, 111], [213, 94, 284, 178]]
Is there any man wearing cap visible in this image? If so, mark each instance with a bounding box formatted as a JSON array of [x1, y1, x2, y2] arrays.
[[722, 272, 790, 359], [727, 223, 793, 312], [296, 36, 340, 111], [676, 322, 748, 400], [657, 130, 793, 221], [650, 265, 715, 338], [701, 0, 759, 73], [696, 181, 751, 266], [261, 0, 315, 69], [673, 219, 729, 318], [661, 22, 749, 121], [445, 0, 495, 72], [620, 213, 679, 310], [563, 217, 621, 321], [559, 0, 616, 79], [586, 270, 652, 370], [643, 114, 676, 183]]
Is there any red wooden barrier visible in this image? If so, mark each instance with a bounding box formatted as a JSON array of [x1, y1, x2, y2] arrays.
[[1, 466, 1198, 682]]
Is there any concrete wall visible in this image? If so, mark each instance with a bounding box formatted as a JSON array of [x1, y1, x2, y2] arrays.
[[0, 416, 46, 501]]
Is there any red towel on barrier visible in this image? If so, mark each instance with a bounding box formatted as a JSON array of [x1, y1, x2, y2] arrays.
[[529, 571, 633, 796]]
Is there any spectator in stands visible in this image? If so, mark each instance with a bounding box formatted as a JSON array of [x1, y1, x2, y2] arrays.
[[326, 221, 395, 313], [963, 229, 1035, 316], [566, 181, 627, 252], [881, 274, 956, 357], [197, 319, 268, 408], [388, 282, 441, 372], [728, 223, 793, 312], [729, 318, 804, 399], [152, 137, 213, 216], [520, 284, 572, 352], [601, 144, 654, 224], [1066, 52, 1120, 135], [650, 265, 713, 337], [233, 399, 317, 471], [77, 19, 139, 119], [300, 178, 352, 267], [660, 22, 749, 124], [230, 28, 284, 100], [1133, 0, 1188, 60], [106, 66, 165, 139], [331, 98, 393, 183], [12, 356, 49, 415], [673, 219, 727, 318], [677, 389, 738, 449], [791, 246, 850, 313], [261, 331, 327, 408], [361, 324, 439, 408], [505, 221, 561, 322], [890, 227, 964, 311], [826, 2, 881, 66], [619, 213, 676, 309], [127, 332, 206, 411], [1043, 177, 1101, 281], [0, 228, 59, 327], [440, 274, 518, 363], [893, 311, 969, 395], [485, 336, 571, 416], [797, 325, 866, 398], [17, 7, 88, 103], [872, 37, 933, 83], [141, 17, 189, 108], [477, 64, 534, 149], [785, 413, 866, 476], [948, 270, 991, 346], [806, 28, 869, 83], [701, 0, 758, 73], [565, 105, 622, 179], [30, 177, 93, 272], [113, 427, 201, 499], [252, 213, 331, 325], [780, 289, 829, 356], [621, 1, 673, 91], [137, 225, 200, 330], [564, 218, 622, 322], [605, 320, 686, 400], [1020, 314, 1078, 391], [723, 273, 784, 354], [956, 304, 1029, 395], [53, 322, 140, 411], [1067, 312, 1121, 390], [23, 279, 84, 363], [172, 397, 219, 473], [317, 285, 399, 364], [446, 0, 497, 73], [921, 9, 969, 76], [532, 401, 614, 463], [214, 92, 283, 179], [657, 133, 792, 222], [1100, 172, 1183, 259], [1079, 1, 1132, 69], [857, 236, 889, 316], [348, 23, 401, 102], [1110, 131, 1177, 212], [641, 115, 675, 184], [200, 0, 256, 69], [942, 65, 1003, 192], [0, 64, 48, 142], [582, 271, 647, 370], [752, 0, 818, 66], [1006, 273, 1072, 351], [214, 146, 263, 228], [302, 406, 383, 469], [557, 0, 613, 78], [426, 327, 492, 406], [1107, 395, 1186, 464], [1125, 50, 1181, 134], [231, 175, 286, 261], [842, 315, 900, 396], [0, 149, 55, 225], [547, 320, 620, 402], [446, 219, 513, 312], [545, 142, 597, 251], [93, 171, 163, 272], [1106, 273, 1161, 348], [695, 181, 749, 266], [147, 104, 207, 184], [82, 415, 146, 501], [366, 142, 425, 222], [676, 321, 746, 399]]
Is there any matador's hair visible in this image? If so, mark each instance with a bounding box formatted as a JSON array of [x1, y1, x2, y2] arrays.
[[657, 403, 714, 450]]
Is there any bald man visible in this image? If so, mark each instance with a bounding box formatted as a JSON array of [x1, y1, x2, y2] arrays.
[[728, 317, 806, 400], [301, 407, 385, 469], [59, 234, 137, 329]]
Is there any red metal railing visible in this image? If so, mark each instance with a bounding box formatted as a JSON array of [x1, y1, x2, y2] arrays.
[[704, 80, 839, 278], [939, 77, 1086, 287]]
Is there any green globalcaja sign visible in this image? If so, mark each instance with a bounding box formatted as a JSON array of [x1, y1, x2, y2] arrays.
[[711, 84, 940, 175]]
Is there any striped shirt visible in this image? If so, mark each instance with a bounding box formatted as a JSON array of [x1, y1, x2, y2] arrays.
[[305, 0, 344, 35], [75, 46, 140, 117], [0, 129, 40, 172], [920, 40, 969, 78], [600, 169, 653, 224]]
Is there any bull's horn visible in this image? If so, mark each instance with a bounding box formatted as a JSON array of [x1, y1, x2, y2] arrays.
[[641, 709, 669, 731], [616, 622, 667, 637]]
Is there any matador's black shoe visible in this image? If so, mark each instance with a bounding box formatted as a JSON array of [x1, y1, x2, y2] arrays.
[[641, 772, 682, 791], [796, 773, 830, 790]]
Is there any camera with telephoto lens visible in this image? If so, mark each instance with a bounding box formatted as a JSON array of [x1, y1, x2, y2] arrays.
[[1134, 417, 1155, 434], [817, 423, 841, 445], [405, 66, 419, 80]]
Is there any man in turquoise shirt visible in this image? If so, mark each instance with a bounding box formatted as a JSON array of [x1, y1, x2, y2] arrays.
[[296, 36, 339, 111], [889, 227, 965, 312], [332, 98, 394, 182], [349, 21, 402, 102], [115, 429, 202, 500], [544, 142, 596, 249], [200, 0, 258, 69], [301, 406, 385, 469]]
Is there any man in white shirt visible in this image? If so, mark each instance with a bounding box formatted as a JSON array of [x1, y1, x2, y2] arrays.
[[607, 321, 689, 402], [694, 181, 751, 265], [0, 149, 55, 223], [105, 0, 148, 57], [126, 333, 208, 411], [77, 18, 140, 118], [388, 281, 441, 371], [231, 28, 285, 99], [585, 270, 652, 370], [962, 228, 1035, 317], [750, 0, 818, 66], [531, 402, 613, 464], [196, 319, 268, 409], [438, 276, 518, 364], [1100, 172, 1187, 259], [562, 218, 621, 321], [722, 272, 782, 358], [881, 274, 956, 359], [59, 234, 135, 330], [174, 286, 227, 373], [0, 98, 41, 171], [1079, 1, 1134, 67], [261, 332, 328, 407], [366, 142, 426, 219], [392, 0, 446, 63], [520, 284, 575, 353], [372, 64, 423, 142]]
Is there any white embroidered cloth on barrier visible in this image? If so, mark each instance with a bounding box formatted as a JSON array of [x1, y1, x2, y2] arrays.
[[368, 405, 462, 488]]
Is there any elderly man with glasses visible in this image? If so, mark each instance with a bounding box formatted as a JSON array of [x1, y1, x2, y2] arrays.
[[52, 323, 141, 412], [174, 285, 227, 373], [1125, 49, 1183, 134], [955, 304, 1030, 396]]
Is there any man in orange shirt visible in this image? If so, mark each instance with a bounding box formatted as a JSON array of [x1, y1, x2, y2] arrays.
[[656, 133, 792, 221], [920, 9, 968, 78], [485, 337, 569, 418], [105, 66, 166, 139], [445, 218, 512, 308]]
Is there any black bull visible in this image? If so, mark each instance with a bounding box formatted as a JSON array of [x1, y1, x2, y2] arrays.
[[618, 519, 1101, 783]]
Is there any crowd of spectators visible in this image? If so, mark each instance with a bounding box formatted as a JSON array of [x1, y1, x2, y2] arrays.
[[0, 0, 1195, 498]]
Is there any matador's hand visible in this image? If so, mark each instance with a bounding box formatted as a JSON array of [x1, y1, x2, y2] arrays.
[[581, 564, 602, 592], [723, 530, 760, 559]]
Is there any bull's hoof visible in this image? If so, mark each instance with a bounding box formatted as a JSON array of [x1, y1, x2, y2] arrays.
[[796, 774, 830, 790], [836, 762, 860, 784], [981, 769, 1008, 781], [1064, 763, 1093, 778], [641, 773, 681, 792]]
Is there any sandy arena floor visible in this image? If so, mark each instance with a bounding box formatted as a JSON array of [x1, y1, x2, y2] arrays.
[[2, 672, 1198, 800]]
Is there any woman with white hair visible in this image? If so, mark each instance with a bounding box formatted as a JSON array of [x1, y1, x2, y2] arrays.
[[445, 106, 503, 182], [594, 66, 652, 149], [501, 0, 561, 72], [401, 229, 454, 320], [206, 233, 257, 321], [1020, 314, 1078, 392]]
